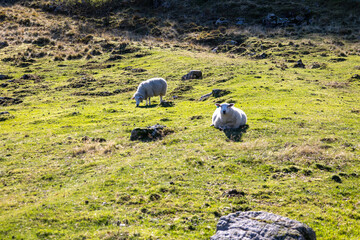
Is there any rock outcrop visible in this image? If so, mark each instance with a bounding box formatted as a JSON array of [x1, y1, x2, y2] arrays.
[[211, 211, 316, 240]]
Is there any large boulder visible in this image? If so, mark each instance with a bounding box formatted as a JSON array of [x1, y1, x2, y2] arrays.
[[211, 211, 316, 240]]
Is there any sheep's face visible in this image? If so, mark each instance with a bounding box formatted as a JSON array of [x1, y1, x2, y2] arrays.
[[132, 95, 143, 107], [216, 103, 234, 115]]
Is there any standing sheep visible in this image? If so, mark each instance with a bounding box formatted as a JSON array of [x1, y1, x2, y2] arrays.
[[211, 103, 247, 130], [132, 78, 167, 107]]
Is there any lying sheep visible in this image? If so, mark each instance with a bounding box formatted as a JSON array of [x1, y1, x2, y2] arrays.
[[211, 103, 247, 130], [132, 77, 167, 107]]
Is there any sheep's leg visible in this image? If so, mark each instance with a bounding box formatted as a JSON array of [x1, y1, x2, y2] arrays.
[[148, 98, 151, 105], [160, 96, 163, 103]]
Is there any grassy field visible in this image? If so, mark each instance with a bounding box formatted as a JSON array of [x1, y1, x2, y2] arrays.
[[1, 3, 360, 240]]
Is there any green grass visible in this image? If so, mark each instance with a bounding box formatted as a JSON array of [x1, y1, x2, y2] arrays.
[[1, 30, 360, 240]]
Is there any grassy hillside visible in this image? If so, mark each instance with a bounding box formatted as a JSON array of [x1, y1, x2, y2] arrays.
[[1, 2, 360, 240], [15, 0, 360, 44]]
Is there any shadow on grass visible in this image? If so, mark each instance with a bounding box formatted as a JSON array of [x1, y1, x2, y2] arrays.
[[137, 101, 175, 108], [223, 124, 249, 142], [137, 104, 158, 109]]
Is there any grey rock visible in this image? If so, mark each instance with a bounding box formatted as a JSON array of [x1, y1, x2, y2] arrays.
[[54, 5, 66, 13], [215, 18, 229, 26], [0, 111, 13, 121], [263, 13, 278, 27], [262, 12, 310, 27], [211, 211, 316, 240], [0, 41, 9, 49], [199, 92, 212, 101], [223, 40, 238, 46], [263, 13, 290, 27], [0, 74, 11, 80], [294, 59, 306, 68], [212, 89, 231, 98], [130, 124, 173, 141], [331, 175, 342, 183], [0, 97, 23, 106], [199, 89, 231, 101], [351, 74, 360, 80], [181, 70, 203, 80], [159, 100, 174, 107], [256, 53, 268, 59], [236, 17, 246, 26], [278, 17, 290, 26]]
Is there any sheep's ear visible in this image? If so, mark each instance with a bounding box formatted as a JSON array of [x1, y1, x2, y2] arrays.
[[216, 104, 221, 108], [229, 103, 234, 107]]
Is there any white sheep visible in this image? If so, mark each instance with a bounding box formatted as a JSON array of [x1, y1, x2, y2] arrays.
[[132, 78, 167, 107], [211, 103, 247, 130]]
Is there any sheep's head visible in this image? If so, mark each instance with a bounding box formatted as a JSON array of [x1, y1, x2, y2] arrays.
[[216, 103, 234, 115], [132, 94, 144, 107]]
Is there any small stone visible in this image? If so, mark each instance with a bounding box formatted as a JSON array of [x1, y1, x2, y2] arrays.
[[331, 175, 342, 183], [212, 89, 231, 98], [149, 193, 161, 201], [351, 74, 360, 80], [222, 189, 245, 197], [130, 124, 173, 141], [236, 17, 245, 25], [0, 41, 9, 49], [223, 40, 238, 45], [0, 97, 23, 106], [199, 92, 212, 101], [0, 74, 11, 80], [181, 70, 203, 80], [215, 18, 229, 26], [159, 101, 174, 107], [294, 59, 305, 68]]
